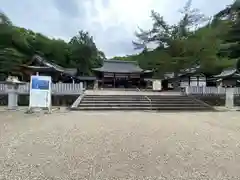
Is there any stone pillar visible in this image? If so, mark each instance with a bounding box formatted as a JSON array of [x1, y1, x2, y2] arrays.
[[7, 84, 19, 110], [185, 86, 189, 95], [152, 80, 162, 91], [84, 81, 87, 89], [80, 82, 83, 91], [225, 88, 234, 109], [93, 80, 98, 90]]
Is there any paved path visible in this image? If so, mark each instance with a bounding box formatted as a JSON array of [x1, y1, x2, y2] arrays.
[[0, 110, 240, 179]]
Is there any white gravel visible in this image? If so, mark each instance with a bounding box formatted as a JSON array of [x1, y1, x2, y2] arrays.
[[0, 110, 240, 179]]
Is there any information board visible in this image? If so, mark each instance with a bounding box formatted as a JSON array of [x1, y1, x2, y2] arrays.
[[198, 77, 206, 87], [153, 80, 162, 91], [29, 75, 52, 108], [190, 77, 198, 86]]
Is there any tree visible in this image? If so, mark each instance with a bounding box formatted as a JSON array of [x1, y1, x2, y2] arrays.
[[223, 0, 240, 59], [0, 11, 12, 25], [133, 0, 208, 77], [111, 0, 236, 78], [0, 12, 106, 79], [69, 31, 103, 75]]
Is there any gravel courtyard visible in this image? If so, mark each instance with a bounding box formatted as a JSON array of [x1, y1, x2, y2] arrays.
[[1, 110, 240, 179]]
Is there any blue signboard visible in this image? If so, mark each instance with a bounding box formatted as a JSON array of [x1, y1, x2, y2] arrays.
[[31, 77, 50, 90], [29, 75, 52, 108]]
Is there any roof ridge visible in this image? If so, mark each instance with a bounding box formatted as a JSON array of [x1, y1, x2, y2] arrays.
[[105, 60, 137, 64]]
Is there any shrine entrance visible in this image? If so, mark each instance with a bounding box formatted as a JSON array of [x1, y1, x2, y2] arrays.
[[99, 73, 142, 89], [92, 60, 151, 89]]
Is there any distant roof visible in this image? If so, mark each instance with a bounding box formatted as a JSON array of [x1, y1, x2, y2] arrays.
[[75, 76, 96, 81], [19, 65, 55, 72], [214, 68, 240, 78], [25, 55, 78, 76], [163, 65, 201, 80], [180, 65, 200, 74], [92, 60, 146, 73], [164, 72, 174, 79]]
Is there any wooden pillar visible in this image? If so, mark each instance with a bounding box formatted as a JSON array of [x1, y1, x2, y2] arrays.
[[113, 73, 116, 88], [128, 73, 130, 88], [102, 74, 104, 89]]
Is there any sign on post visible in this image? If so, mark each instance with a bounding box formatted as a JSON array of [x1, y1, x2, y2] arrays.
[[225, 88, 234, 109], [153, 80, 162, 91], [29, 75, 52, 111]]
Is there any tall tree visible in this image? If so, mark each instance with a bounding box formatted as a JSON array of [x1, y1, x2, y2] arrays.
[[0, 11, 12, 25], [223, 0, 240, 59], [0, 11, 106, 79], [110, 0, 237, 78], [133, 0, 208, 76], [69, 31, 103, 75]]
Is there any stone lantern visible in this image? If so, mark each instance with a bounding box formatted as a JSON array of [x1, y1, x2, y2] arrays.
[[4, 76, 26, 110]]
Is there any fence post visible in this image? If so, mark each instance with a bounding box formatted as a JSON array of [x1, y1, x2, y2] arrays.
[[185, 86, 189, 95], [225, 88, 234, 109]]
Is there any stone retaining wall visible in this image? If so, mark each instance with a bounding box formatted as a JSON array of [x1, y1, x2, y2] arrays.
[[0, 95, 79, 106]]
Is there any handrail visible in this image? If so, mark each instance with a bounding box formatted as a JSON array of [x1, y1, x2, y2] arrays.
[[136, 88, 152, 110]]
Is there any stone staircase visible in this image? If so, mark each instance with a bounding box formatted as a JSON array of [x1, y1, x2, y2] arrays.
[[73, 94, 214, 111]]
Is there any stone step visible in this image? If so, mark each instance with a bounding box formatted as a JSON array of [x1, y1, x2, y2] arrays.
[[76, 94, 214, 111], [80, 100, 198, 104], [84, 95, 188, 98], [83, 97, 192, 100], [82, 99, 196, 103], [83, 97, 197, 101], [79, 103, 207, 107], [73, 106, 212, 111]]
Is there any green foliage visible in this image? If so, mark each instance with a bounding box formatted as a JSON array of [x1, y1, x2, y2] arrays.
[[116, 0, 238, 77], [0, 12, 106, 79], [222, 0, 240, 59], [69, 31, 103, 75]]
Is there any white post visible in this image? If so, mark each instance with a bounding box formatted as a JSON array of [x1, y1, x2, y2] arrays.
[[152, 80, 161, 91], [225, 88, 234, 109], [185, 86, 189, 95], [84, 81, 87, 89], [80, 82, 83, 91], [7, 84, 18, 110], [94, 80, 98, 90]]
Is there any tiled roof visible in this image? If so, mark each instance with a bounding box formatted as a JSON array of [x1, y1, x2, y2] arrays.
[[30, 55, 78, 76], [76, 76, 96, 81], [93, 60, 145, 73], [214, 68, 237, 78]]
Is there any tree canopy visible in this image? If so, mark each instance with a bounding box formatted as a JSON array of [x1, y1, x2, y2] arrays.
[[112, 0, 238, 78], [1, 0, 240, 80], [0, 12, 106, 80]]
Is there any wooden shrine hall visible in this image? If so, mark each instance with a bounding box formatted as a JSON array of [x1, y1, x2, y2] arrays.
[[92, 60, 152, 89]]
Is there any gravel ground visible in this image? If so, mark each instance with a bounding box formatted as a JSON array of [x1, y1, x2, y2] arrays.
[[0, 110, 240, 179]]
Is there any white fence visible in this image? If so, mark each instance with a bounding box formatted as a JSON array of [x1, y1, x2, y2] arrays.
[[186, 86, 240, 95], [0, 83, 84, 95], [1, 83, 240, 95]]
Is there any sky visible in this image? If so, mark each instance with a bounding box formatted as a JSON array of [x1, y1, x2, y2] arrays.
[[0, 0, 234, 57]]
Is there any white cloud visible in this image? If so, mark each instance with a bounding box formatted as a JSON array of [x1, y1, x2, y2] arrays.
[[0, 0, 234, 57]]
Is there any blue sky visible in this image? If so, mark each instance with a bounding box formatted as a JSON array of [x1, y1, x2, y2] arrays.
[[0, 0, 234, 57]]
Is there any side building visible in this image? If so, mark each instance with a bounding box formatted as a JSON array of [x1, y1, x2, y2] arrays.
[[17, 55, 96, 88]]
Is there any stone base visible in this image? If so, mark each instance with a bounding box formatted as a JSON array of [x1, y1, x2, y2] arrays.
[[26, 107, 52, 114], [6, 106, 19, 111]]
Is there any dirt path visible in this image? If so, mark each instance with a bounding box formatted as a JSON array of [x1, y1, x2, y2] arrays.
[[0, 110, 240, 179]]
